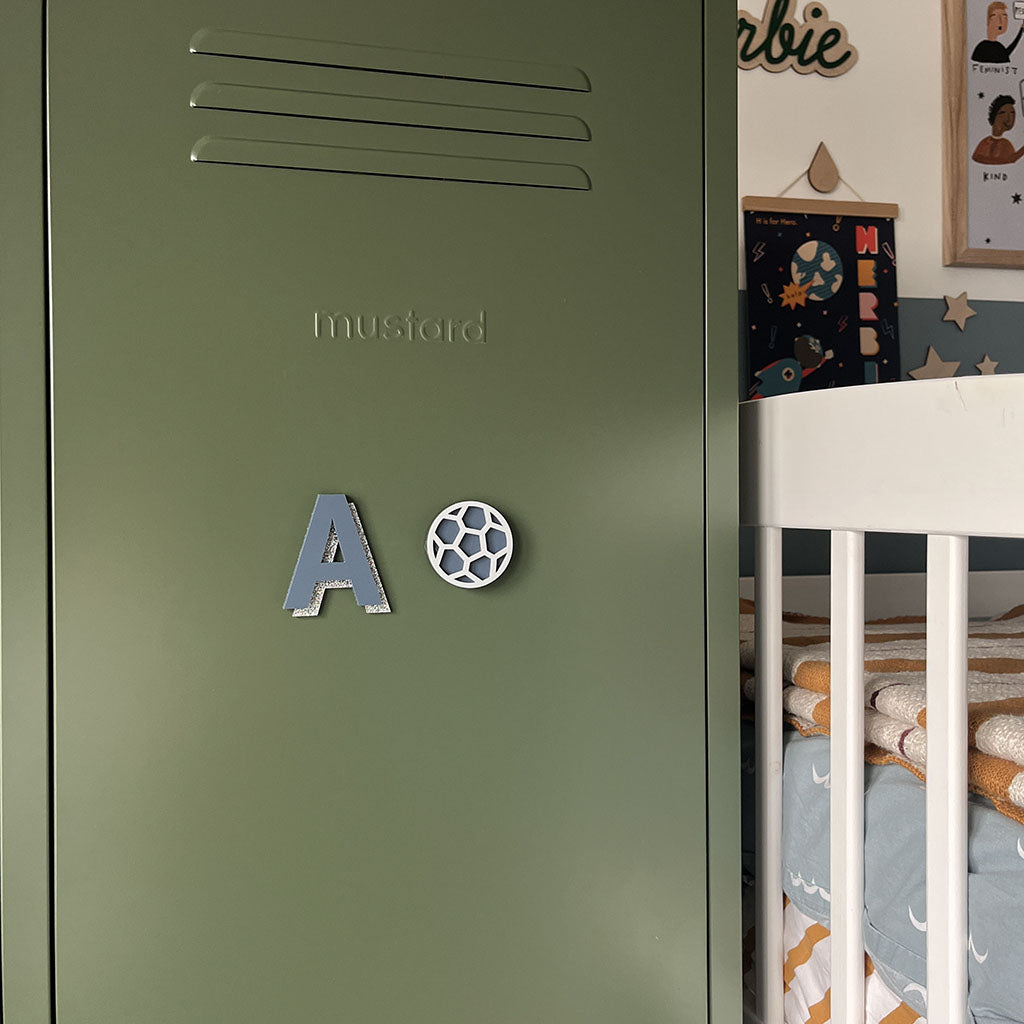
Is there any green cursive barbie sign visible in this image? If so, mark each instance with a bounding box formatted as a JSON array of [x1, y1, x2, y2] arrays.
[[738, 0, 858, 78]]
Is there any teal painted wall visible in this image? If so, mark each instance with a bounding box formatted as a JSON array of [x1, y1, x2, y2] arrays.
[[740, 293, 1024, 394]]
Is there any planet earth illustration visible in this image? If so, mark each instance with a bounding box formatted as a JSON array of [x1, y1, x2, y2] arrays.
[[791, 239, 843, 301]]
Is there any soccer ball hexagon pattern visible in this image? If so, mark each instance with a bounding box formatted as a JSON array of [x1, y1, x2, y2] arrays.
[[425, 501, 513, 588]]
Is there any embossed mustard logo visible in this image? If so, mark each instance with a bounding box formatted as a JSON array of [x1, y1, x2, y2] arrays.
[[314, 309, 486, 344]]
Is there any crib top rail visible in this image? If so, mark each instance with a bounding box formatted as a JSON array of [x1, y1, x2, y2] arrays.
[[739, 374, 1024, 538]]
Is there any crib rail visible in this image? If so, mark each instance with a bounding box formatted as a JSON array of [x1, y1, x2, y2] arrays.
[[737, 378, 1015, 1023], [739, 376, 1024, 541], [829, 531, 865, 1024], [754, 529, 784, 1020], [751, 527, 970, 1023], [925, 536, 969, 1022]]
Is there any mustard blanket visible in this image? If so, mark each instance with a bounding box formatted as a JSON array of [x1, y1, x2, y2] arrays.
[[740, 598, 1024, 825]]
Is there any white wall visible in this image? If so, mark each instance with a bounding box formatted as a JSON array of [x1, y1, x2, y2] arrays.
[[738, 0, 1024, 300]]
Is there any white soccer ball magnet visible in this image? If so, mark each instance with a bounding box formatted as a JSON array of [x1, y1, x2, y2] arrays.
[[425, 501, 513, 588]]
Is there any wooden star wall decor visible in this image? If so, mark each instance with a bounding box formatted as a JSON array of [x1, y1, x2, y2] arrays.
[[909, 346, 960, 380], [943, 292, 976, 331]]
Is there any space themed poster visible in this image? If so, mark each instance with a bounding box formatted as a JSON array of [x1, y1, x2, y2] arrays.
[[743, 200, 901, 398]]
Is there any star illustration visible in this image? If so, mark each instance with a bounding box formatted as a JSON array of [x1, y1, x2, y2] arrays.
[[779, 280, 810, 310], [1014, 194, 1022, 204], [909, 346, 960, 380], [979, 91, 986, 99], [976, 354, 999, 374], [943, 291, 977, 330]]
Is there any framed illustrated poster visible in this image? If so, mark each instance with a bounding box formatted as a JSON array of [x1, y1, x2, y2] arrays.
[[742, 197, 901, 397], [944, 0, 1024, 266]]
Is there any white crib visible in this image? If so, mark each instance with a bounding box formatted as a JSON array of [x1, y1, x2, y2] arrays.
[[739, 374, 1024, 1024]]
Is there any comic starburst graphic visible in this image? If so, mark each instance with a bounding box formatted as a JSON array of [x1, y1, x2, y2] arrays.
[[779, 281, 810, 310]]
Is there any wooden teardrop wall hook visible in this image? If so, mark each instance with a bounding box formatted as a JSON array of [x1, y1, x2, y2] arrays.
[[808, 142, 840, 193]]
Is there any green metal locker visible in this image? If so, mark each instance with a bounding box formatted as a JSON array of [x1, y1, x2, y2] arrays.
[[0, 1, 738, 1020]]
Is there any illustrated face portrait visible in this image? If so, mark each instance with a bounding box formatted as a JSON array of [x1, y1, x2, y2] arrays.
[[990, 4, 1009, 35], [995, 102, 1016, 134]]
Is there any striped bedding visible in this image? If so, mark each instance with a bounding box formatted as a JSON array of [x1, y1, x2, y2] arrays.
[[743, 897, 924, 1024], [740, 596, 1024, 1022], [739, 599, 1024, 824]]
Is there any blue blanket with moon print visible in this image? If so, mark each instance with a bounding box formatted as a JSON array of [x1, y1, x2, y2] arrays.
[[742, 725, 1024, 1024]]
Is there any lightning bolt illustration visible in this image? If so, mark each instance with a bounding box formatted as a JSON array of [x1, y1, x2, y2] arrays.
[[752, 241, 767, 262], [882, 242, 896, 263], [837, 315, 849, 332], [881, 318, 896, 339]]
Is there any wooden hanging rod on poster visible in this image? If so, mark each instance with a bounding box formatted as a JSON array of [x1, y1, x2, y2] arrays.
[[742, 196, 899, 218]]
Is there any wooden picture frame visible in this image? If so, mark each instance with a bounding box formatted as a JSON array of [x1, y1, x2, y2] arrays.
[[944, 0, 1024, 267]]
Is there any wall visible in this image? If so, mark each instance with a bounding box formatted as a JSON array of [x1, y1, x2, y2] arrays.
[[738, 0, 1024, 575], [738, 0, 1024, 301]]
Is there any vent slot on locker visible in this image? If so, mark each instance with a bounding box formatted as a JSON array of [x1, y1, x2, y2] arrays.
[[189, 28, 592, 189], [190, 136, 591, 190], [190, 83, 591, 141], [189, 28, 591, 91]]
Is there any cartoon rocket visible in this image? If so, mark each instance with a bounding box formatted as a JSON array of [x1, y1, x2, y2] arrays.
[[752, 356, 803, 397], [750, 335, 834, 399]]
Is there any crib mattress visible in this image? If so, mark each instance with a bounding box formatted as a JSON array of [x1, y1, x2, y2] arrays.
[[742, 725, 1024, 1024]]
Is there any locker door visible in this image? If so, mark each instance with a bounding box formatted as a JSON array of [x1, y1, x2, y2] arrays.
[[47, 1, 710, 1020]]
